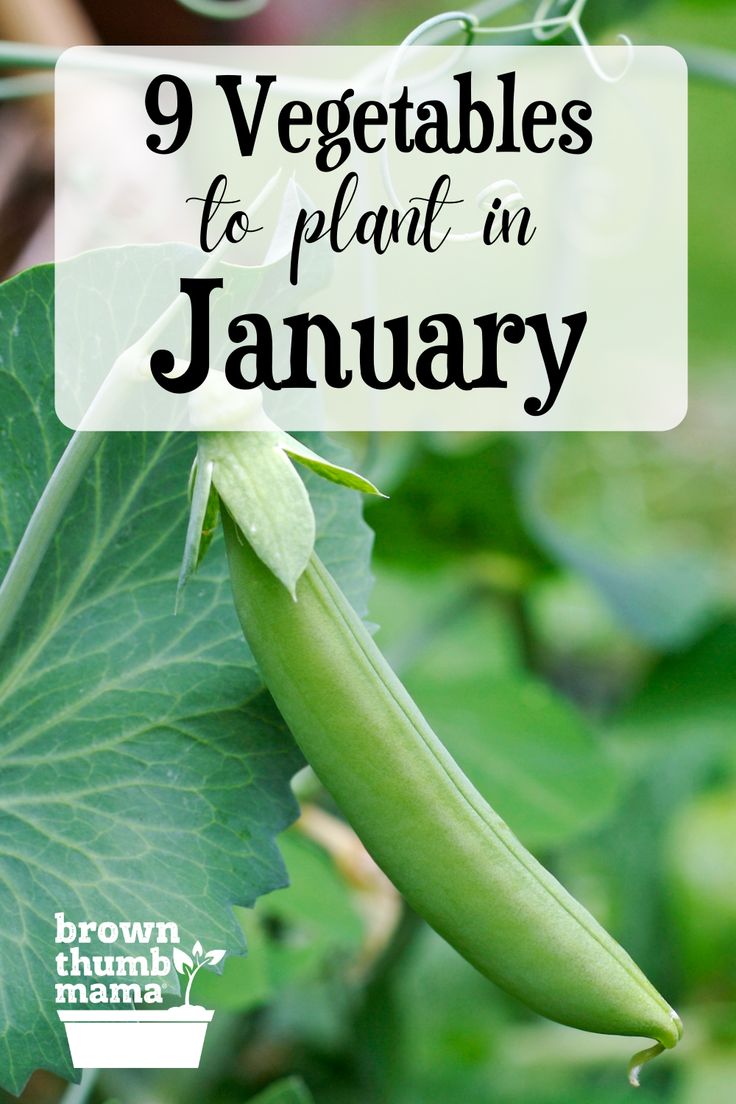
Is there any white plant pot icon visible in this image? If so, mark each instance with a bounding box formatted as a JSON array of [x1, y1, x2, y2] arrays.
[[58, 1007, 215, 1068]]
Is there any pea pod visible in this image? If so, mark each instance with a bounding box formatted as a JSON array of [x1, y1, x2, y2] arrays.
[[222, 511, 682, 1084]]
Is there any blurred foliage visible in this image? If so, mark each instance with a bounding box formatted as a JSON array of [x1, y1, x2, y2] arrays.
[[248, 1076, 315, 1103], [519, 434, 728, 648], [192, 830, 365, 1014], [666, 785, 736, 990]]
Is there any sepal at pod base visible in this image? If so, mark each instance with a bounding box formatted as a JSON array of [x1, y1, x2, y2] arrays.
[[178, 374, 383, 602]]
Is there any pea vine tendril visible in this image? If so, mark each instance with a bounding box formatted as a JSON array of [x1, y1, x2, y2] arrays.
[[377, 1, 630, 247], [390, 3, 633, 84]]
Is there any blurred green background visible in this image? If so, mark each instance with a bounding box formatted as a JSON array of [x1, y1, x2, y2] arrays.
[[5, 1, 736, 1102]]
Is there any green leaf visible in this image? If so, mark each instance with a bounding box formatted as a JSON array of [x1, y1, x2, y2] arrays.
[[193, 828, 364, 1011], [395, 926, 503, 1099], [297, 434, 376, 624], [258, 830, 365, 989], [365, 434, 545, 573], [0, 261, 374, 1093], [520, 435, 723, 649], [609, 622, 736, 757], [372, 568, 618, 848], [280, 435, 385, 498], [665, 785, 736, 989], [371, 567, 520, 680], [403, 670, 620, 849], [191, 909, 272, 1013], [247, 1076, 315, 1104]]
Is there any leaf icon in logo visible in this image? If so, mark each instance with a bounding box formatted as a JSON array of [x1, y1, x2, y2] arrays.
[[172, 947, 194, 975], [175, 942, 228, 1004]]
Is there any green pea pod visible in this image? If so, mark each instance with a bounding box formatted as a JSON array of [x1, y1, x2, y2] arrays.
[[222, 512, 682, 1084]]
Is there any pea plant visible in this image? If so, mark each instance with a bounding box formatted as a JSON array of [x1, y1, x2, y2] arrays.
[[0, 0, 707, 1098], [0, 252, 678, 1094]]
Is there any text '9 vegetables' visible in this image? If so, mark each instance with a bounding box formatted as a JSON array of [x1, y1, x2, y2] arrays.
[[182, 420, 682, 1087]]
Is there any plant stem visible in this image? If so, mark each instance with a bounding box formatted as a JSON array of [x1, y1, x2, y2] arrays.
[[184, 963, 200, 1005], [0, 42, 61, 69], [677, 43, 736, 87], [363, 901, 422, 993], [504, 588, 540, 674], [0, 431, 103, 651], [351, 904, 422, 1103], [0, 72, 54, 98]]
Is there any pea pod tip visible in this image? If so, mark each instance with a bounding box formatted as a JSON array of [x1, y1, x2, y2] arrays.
[[628, 1011, 683, 1087]]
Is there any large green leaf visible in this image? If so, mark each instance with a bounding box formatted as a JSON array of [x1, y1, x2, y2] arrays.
[[405, 669, 619, 850], [364, 435, 545, 574], [371, 568, 619, 849], [0, 262, 373, 1093], [665, 785, 736, 990], [520, 435, 727, 649], [608, 622, 736, 757]]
